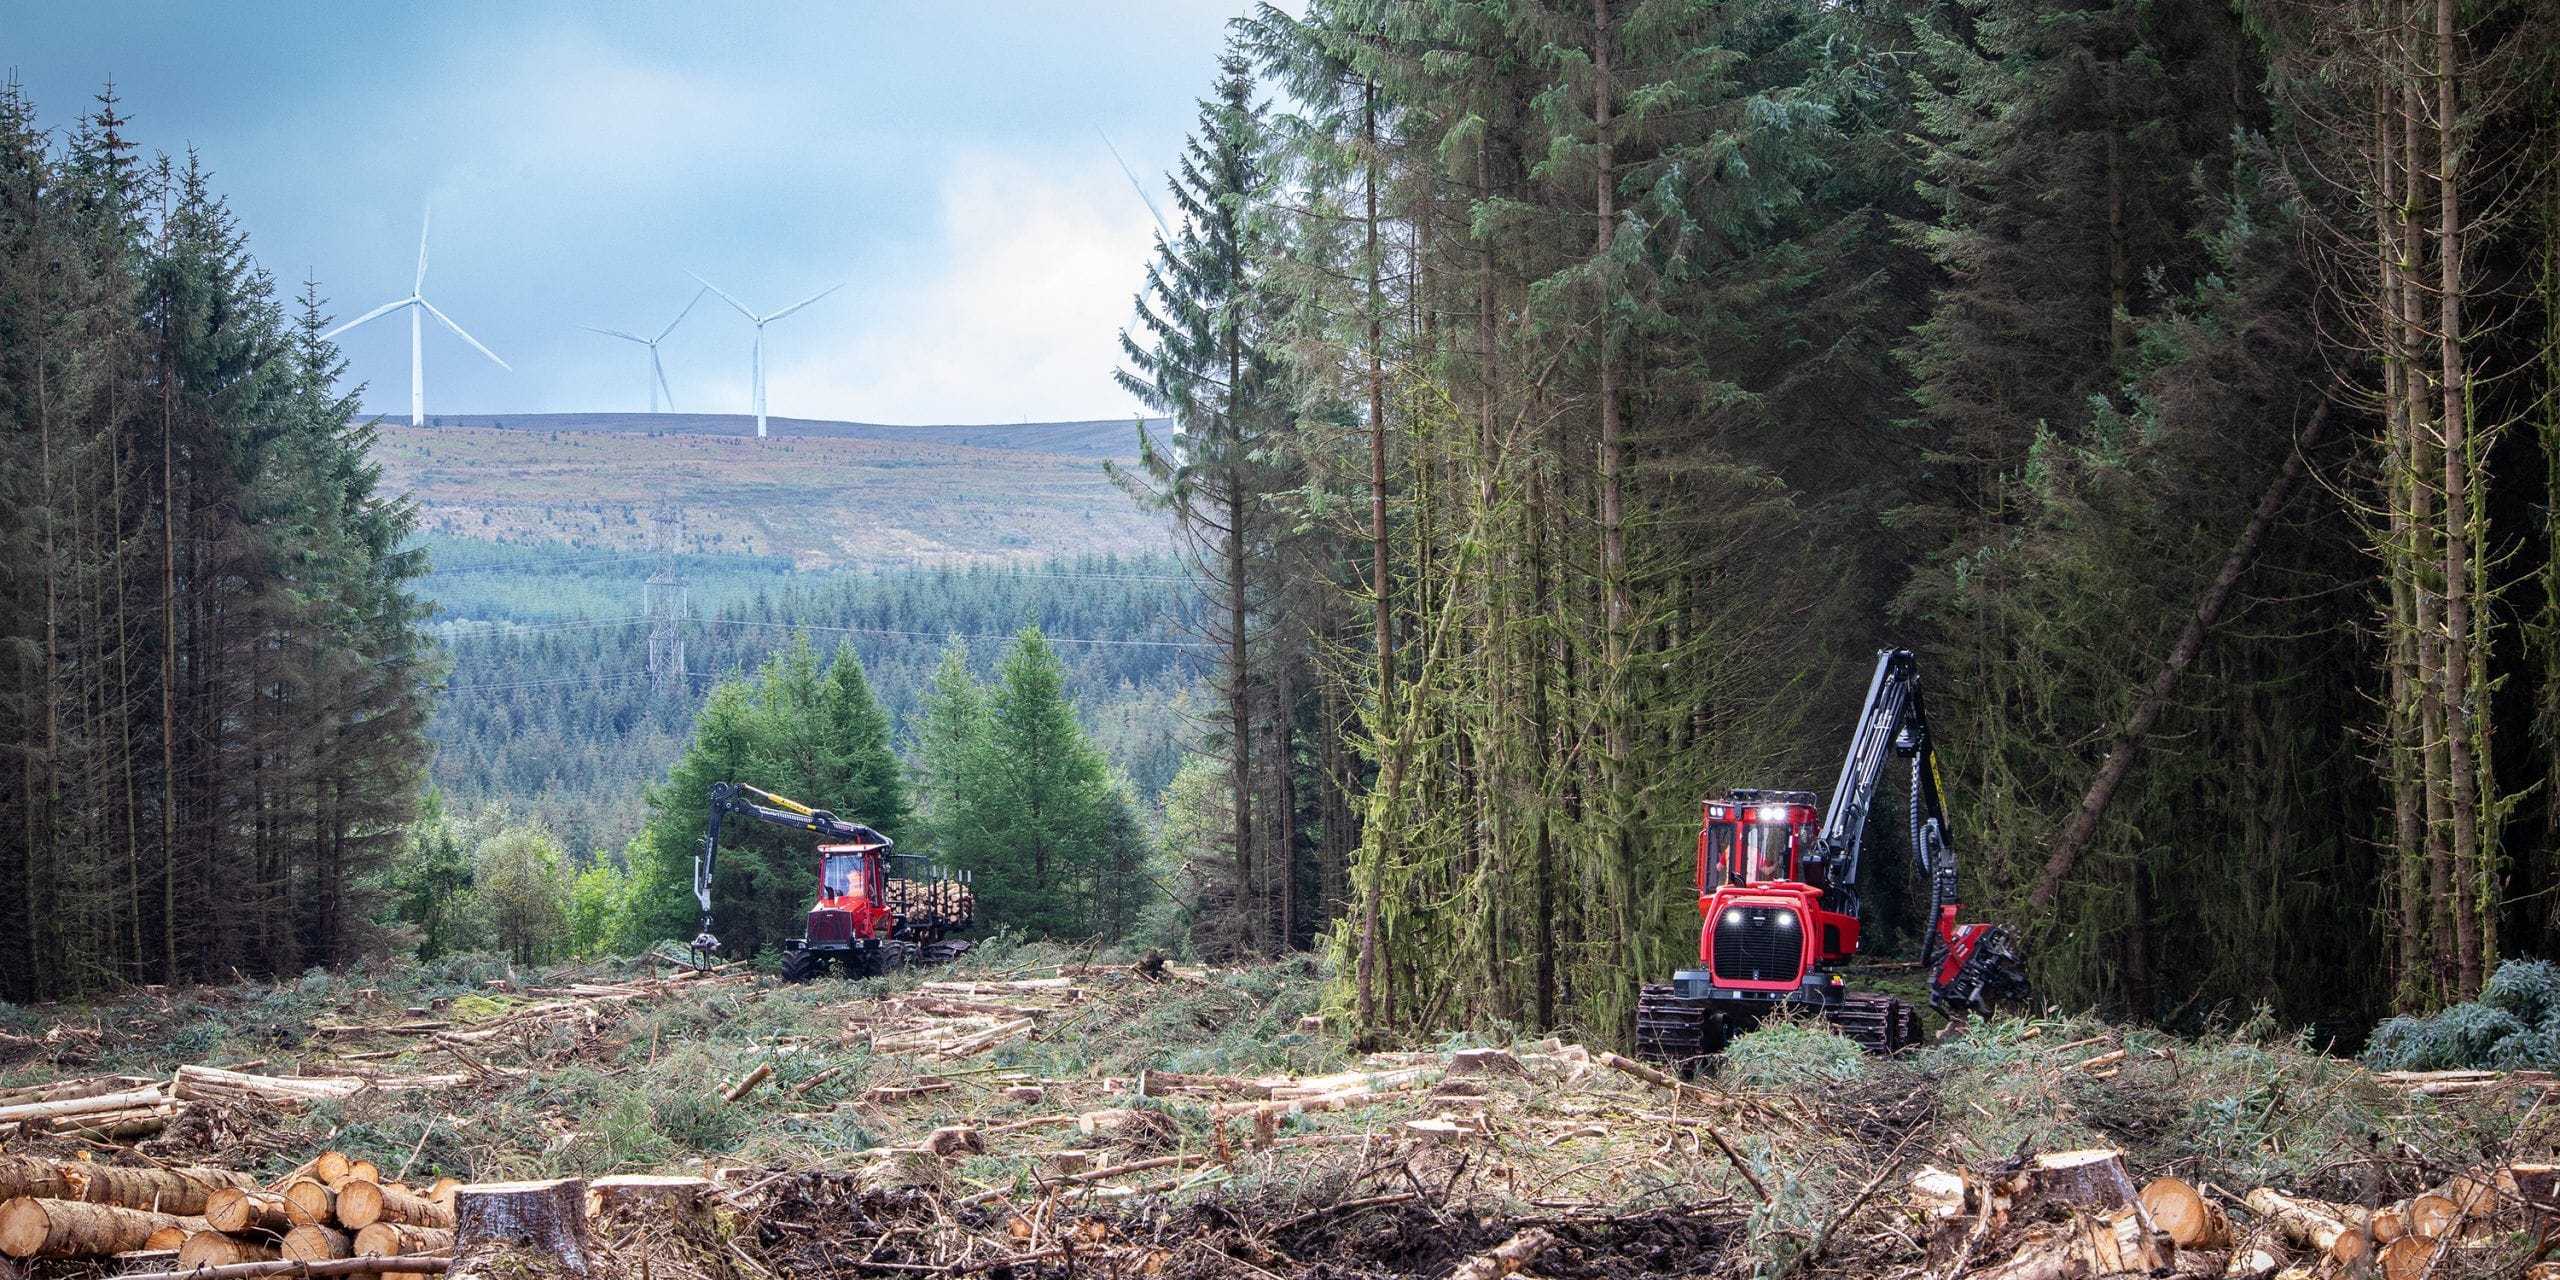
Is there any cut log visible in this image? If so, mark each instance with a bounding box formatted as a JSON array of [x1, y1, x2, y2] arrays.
[[282, 1225, 351, 1261], [314, 1154, 353, 1188], [205, 1189, 294, 1235], [2142, 1178, 2233, 1248], [145, 1226, 191, 1251], [335, 1180, 455, 1231], [283, 1180, 336, 1227], [2373, 1201, 2407, 1243], [452, 1179, 591, 1276], [345, 1161, 380, 1187], [179, 1231, 282, 1268], [0, 1159, 68, 1203], [2407, 1193, 2458, 1240], [721, 1064, 772, 1103], [65, 1165, 258, 1216], [424, 1179, 461, 1209], [2378, 1234, 2437, 1280], [1447, 1227, 1557, 1280], [0, 1087, 165, 1128], [1, 1199, 207, 1259], [119, 1251, 452, 1280], [353, 1224, 454, 1257], [584, 1177, 709, 1230], [174, 1067, 364, 1104], [2244, 1189, 2355, 1254]]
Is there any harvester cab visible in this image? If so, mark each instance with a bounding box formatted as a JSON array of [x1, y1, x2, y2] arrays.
[[1636, 649, 2034, 1068]]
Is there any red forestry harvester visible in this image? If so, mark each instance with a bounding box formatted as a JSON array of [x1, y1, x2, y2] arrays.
[[1635, 648, 2033, 1065], [688, 782, 974, 980]]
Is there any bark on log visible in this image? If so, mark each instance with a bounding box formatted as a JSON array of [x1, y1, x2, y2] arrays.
[[0, 1199, 207, 1259], [0, 1160, 68, 1203], [1447, 1227, 1558, 1280], [174, 1068, 364, 1104], [2244, 1189, 2354, 1253], [2028, 402, 2332, 908], [284, 1180, 336, 1227], [353, 1226, 453, 1258], [452, 1180, 591, 1276], [283, 1225, 352, 1261], [119, 1254, 448, 1280], [721, 1064, 771, 1103], [336, 1181, 454, 1231], [66, 1165, 258, 1216], [2142, 1178, 2233, 1248], [178, 1232, 282, 1269], [205, 1189, 294, 1235], [583, 1177, 708, 1229]]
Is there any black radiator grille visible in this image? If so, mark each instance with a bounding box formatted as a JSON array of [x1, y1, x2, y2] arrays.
[[1711, 906, 1804, 983]]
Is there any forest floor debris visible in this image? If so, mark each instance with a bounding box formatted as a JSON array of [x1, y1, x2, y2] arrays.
[[1, 945, 2557, 1278]]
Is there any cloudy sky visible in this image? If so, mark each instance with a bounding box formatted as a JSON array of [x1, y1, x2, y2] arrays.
[[5, 2, 1252, 424]]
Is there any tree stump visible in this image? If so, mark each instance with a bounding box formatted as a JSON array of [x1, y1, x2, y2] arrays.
[[2141, 1178, 2233, 1248], [585, 1176, 710, 1231], [925, 1126, 985, 1158], [453, 1179, 592, 1276], [337, 1180, 455, 1231], [282, 1224, 352, 1261], [178, 1229, 281, 1268], [355, 1223, 456, 1257], [2007, 1151, 2148, 1222], [0, 1199, 206, 1259]]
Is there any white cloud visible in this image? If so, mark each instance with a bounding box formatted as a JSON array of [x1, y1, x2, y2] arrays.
[[770, 151, 1160, 424]]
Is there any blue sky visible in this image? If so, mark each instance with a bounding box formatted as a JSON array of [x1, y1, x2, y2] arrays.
[[4, 2, 1255, 423]]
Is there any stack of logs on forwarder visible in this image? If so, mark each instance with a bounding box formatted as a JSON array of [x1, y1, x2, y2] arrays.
[[1916, 1150, 2560, 1280], [0, 1150, 705, 1277]]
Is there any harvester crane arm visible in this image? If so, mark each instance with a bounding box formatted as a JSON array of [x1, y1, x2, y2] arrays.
[[690, 781, 891, 966], [1810, 649, 1959, 969]]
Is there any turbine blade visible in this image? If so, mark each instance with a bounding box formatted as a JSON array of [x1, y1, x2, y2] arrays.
[[1098, 128, 1174, 237], [415, 207, 432, 294], [582, 325, 648, 343], [418, 297, 511, 370], [320, 296, 414, 341], [654, 286, 708, 342], [687, 273, 758, 320], [654, 349, 676, 411], [763, 282, 843, 323]]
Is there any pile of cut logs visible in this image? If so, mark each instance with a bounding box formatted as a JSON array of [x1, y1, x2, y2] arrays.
[[0, 1148, 713, 1280], [1915, 1149, 2560, 1280], [0, 1065, 477, 1147]]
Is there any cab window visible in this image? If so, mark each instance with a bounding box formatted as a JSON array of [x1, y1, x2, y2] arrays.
[[1740, 823, 1792, 883], [822, 853, 866, 899]]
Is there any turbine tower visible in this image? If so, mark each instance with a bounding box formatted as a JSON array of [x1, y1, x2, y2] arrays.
[[689, 273, 842, 438], [323, 209, 509, 426], [582, 288, 706, 412]]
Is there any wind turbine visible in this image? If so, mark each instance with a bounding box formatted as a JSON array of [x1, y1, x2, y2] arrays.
[[322, 209, 509, 427], [689, 273, 842, 438], [582, 288, 706, 413]]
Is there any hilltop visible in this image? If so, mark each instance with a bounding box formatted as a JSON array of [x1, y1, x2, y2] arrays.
[[371, 413, 1174, 568]]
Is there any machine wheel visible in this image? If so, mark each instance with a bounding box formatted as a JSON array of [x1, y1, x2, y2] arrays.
[[921, 939, 973, 965], [880, 941, 919, 972], [780, 948, 823, 984]]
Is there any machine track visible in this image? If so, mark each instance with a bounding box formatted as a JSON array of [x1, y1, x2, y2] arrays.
[[1826, 992, 1927, 1055], [1633, 984, 1714, 1070]]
